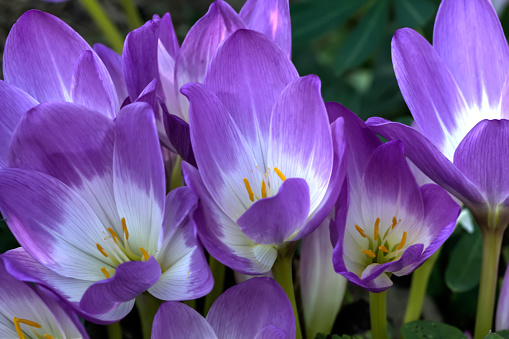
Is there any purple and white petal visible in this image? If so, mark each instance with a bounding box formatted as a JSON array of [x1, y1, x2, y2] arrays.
[[497, 262, 509, 330], [94, 43, 129, 105]]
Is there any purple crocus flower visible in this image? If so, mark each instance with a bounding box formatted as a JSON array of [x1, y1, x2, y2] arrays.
[[181, 29, 346, 274], [151, 277, 295, 338], [0, 102, 212, 323], [0, 256, 89, 338], [366, 0, 509, 230], [330, 103, 459, 292]]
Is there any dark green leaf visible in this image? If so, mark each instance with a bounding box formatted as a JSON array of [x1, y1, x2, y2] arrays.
[[445, 226, 482, 292], [395, 0, 438, 28], [401, 320, 467, 339], [485, 334, 504, 339], [334, 0, 390, 75], [487, 330, 509, 339]]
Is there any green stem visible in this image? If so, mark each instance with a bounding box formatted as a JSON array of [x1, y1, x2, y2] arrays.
[[106, 322, 122, 339], [119, 0, 144, 30], [183, 298, 196, 310], [78, 0, 124, 53], [170, 156, 183, 191], [474, 228, 504, 339], [271, 246, 302, 339], [403, 248, 441, 323], [204, 256, 226, 315], [369, 291, 388, 339], [136, 293, 163, 339]]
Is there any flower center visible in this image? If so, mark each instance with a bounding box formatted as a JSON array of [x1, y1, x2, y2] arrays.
[[243, 166, 286, 202], [95, 218, 150, 279], [355, 216, 407, 264], [13, 317, 54, 339]]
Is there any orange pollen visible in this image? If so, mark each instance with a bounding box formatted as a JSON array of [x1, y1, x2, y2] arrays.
[[362, 249, 376, 258], [96, 243, 108, 257], [140, 247, 150, 261], [243, 178, 255, 202], [44, 335, 55, 339], [101, 267, 111, 279], [379, 245, 389, 253], [374, 217, 380, 240], [397, 231, 407, 251], [122, 217, 129, 240], [261, 179, 267, 198], [355, 225, 367, 238], [14, 317, 42, 339], [107, 228, 120, 243], [274, 167, 286, 181], [391, 216, 397, 229]]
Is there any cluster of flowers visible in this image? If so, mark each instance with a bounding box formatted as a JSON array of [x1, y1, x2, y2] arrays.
[[0, 0, 508, 338]]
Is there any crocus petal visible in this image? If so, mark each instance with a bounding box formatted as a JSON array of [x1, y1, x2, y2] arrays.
[[366, 118, 485, 209], [8, 102, 118, 230], [454, 119, 509, 207], [123, 16, 161, 100], [268, 75, 332, 213], [164, 113, 196, 166], [149, 187, 213, 301], [94, 43, 129, 105], [0, 169, 115, 281], [206, 277, 295, 338], [4, 10, 92, 102], [183, 162, 273, 274], [434, 0, 509, 109], [70, 50, 119, 118], [204, 29, 298, 166], [159, 13, 179, 59], [0, 81, 38, 168], [182, 82, 259, 220], [175, 0, 245, 120], [392, 28, 471, 160], [152, 301, 217, 339], [240, 0, 291, 58], [300, 217, 347, 338], [237, 178, 310, 245], [80, 258, 161, 315], [113, 103, 165, 254], [497, 262, 509, 330]]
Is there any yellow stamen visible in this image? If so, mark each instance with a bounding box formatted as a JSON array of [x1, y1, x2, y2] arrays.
[[140, 247, 150, 261], [354, 225, 367, 238], [362, 249, 376, 258], [14, 317, 42, 339], [374, 217, 380, 240], [379, 245, 389, 253], [44, 335, 55, 339], [261, 179, 267, 198], [107, 228, 120, 243], [396, 231, 407, 251], [274, 167, 286, 181], [122, 217, 129, 240], [96, 243, 108, 257], [101, 267, 111, 279], [391, 216, 397, 229], [243, 178, 255, 202]]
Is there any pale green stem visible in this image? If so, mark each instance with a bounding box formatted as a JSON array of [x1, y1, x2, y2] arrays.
[[183, 299, 196, 310], [119, 0, 144, 30], [136, 293, 163, 339], [106, 322, 122, 339], [204, 256, 226, 315], [369, 291, 388, 339], [170, 156, 183, 191], [474, 228, 504, 339], [271, 246, 302, 339], [403, 248, 441, 323], [78, 0, 124, 53]]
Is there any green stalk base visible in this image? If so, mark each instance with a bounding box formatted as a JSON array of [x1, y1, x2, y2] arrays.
[[136, 293, 163, 339], [369, 291, 388, 339], [204, 256, 226, 315]]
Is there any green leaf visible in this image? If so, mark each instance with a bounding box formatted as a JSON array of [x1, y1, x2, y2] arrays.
[[395, 0, 438, 28], [401, 320, 467, 339], [291, 0, 369, 46], [334, 0, 390, 75], [487, 330, 509, 339], [445, 226, 482, 292], [485, 334, 504, 339]]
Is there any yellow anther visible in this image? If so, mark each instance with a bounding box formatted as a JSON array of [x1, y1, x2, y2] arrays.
[[396, 231, 407, 251], [44, 335, 55, 339], [374, 217, 380, 240], [96, 243, 108, 257], [391, 216, 397, 229], [261, 179, 267, 198], [122, 217, 129, 240], [354, 225, 367, 238], [101, 267, 111, 279], [362, 249, 376, 258], [379, 245, 389, 253], [274, 167, 286, 181], [14, 317, 42, 339], [107, 228, 120, 243], [140, 247, 150, 261], [243, 178, 255, 202]]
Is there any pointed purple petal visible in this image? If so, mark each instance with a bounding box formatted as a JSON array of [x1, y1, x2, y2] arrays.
[[94, 43, 129, 105], [159, 13, 179, 58], [240, 0, 291, 58], [152, 301, 217, 339], [4, 10, 92, 102], [164, 113, 196, 166], [206, 278, 295, 338], [434, 0, 509, 109], [255, 326, 287, 339]]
